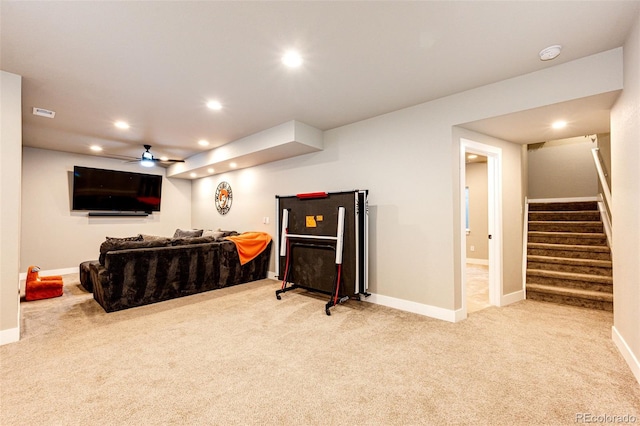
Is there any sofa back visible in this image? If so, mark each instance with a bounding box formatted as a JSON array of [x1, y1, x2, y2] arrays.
[[94, 240, 271, 312]]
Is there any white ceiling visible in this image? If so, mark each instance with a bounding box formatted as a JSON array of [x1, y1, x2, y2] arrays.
[[2, 1, 639, 164]]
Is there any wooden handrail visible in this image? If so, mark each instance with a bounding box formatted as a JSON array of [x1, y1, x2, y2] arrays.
[[592, 148, 613, 213]]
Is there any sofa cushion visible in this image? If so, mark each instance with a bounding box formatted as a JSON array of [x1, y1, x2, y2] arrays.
[[171, 235, 218, 246], [106, 234, 143, 243], [202, 229, 225, 239], [217, 229, 240, 238], [173, 228, 203, 238], [99, 237, 171, 265], [141, 234, 171, 242]]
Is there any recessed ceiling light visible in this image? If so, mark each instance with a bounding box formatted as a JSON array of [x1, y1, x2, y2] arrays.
[[539, 45, 562, 61], [467, 154, 478, 159], [552, 120, 567, 129], [198, 139, 210, 147], [90, 145, 103, 152], [207, 168, 214, 173], [114, 121, 130, 129], [282, 50, 303, 68], [190, 172, 197, 178], [229, 162, 237, 168], [206, 100, 222, 110]]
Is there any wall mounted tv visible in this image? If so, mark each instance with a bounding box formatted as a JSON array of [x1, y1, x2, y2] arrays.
[[72, 166, 163, 213]]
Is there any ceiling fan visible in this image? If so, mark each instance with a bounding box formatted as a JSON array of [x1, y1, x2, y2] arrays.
[[132, 145, 185, 168]]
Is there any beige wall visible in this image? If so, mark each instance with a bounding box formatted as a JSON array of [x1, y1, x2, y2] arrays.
[[611, 11, 640, 382], [465, 161, 488, 260], [0, 71, 22, 343], [20, 148, 192, 273], [192, 49, 622, 319], [527, 136, 598, 199]]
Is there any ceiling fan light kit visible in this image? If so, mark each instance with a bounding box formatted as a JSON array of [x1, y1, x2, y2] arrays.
[[134, 145, 185, 167]]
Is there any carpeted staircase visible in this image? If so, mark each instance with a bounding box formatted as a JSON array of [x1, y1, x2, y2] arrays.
[[525, 200, 613, 311]]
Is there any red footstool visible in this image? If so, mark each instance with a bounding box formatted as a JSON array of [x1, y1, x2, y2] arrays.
[[25, 265, 63, 301]]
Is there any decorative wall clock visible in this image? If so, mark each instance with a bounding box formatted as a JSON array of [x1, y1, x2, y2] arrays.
[[215, 181, 233, 215]]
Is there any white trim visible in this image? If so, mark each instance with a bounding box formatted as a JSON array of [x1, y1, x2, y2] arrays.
[[528, 196, 598, 203], [268, 271, 278, 280], [466, 258, 489, 265], [591, 148, 613, 211], [612, 326, 640, 384], [0, 327, 20, 346], [365, 293, 459, 323], [522, 197, 529, 297], [19, 266, 78, 281], [501, 290, 524, 306], [461, 138, 503, 310], [460, 146, 468, 317], [596, 193, 613, 254]]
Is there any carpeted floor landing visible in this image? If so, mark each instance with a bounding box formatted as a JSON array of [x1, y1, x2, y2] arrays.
[[1, 273, 639, 425]]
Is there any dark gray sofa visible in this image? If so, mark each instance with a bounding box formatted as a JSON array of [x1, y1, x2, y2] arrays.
[[83, 235, 271, 312]]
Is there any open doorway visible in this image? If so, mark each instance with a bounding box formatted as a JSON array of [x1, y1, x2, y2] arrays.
[[465, 153, 490, 313], [460, 138, 503, 316]]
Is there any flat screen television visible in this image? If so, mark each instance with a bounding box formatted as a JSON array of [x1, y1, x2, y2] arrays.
[[72, 166, 163, 213]]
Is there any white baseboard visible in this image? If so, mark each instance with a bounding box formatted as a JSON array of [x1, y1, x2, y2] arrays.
[[500, 289, 524, 306], [19, 266, 78, 281], [612, 326, 640, 384], [453, 308, 466, 322], [267, 271, 278, 280], [365, 293, 459, 323], [0, 327, 20, 346], [466, 258, 489, 265]]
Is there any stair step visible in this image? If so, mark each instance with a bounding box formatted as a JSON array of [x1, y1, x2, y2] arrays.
[[526, 283, 613, 311], [527, 243, 611, 260], [528, 231, 607, 246], [528, 211, 601, 221], [527, 255, 612, 276], [526, 269, 612, 292], [527, 268, 613, 284], [528, 221, 603, 233], [527, 243, 610, 253], [528, 201, 598, 212], [527, 255, 611, 268]]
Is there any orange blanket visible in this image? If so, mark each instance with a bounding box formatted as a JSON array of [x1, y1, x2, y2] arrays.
[[225, 232, 272, 265]]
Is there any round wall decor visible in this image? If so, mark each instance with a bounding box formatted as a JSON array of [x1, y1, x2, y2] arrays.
[[215, 181, 233, 215]]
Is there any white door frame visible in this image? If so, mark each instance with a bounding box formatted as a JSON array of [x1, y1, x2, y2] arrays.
[[460, 138, 504, 315]]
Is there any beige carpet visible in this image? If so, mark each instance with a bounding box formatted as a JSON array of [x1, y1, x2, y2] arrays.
[[2, 273, 639, 425]]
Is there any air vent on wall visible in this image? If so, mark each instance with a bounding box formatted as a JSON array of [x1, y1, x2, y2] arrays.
[[32, 107, 55, 118]]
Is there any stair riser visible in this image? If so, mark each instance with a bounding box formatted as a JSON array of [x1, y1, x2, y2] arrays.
[[526, 274, 612, 292], [529, 212, 601, 221], [528, 223, 603, 233], [527, 248, 611, 261], [527, 261, 612, 277], [528, 234, 607, 245], [529, 202, 598, 212], [526, 291, 613, 311]]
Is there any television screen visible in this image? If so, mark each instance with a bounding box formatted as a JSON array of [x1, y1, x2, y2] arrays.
[[72, 166, 163, 212]]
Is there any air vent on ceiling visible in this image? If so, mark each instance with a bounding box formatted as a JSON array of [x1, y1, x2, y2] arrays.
[[32, 107, 55, 118]]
